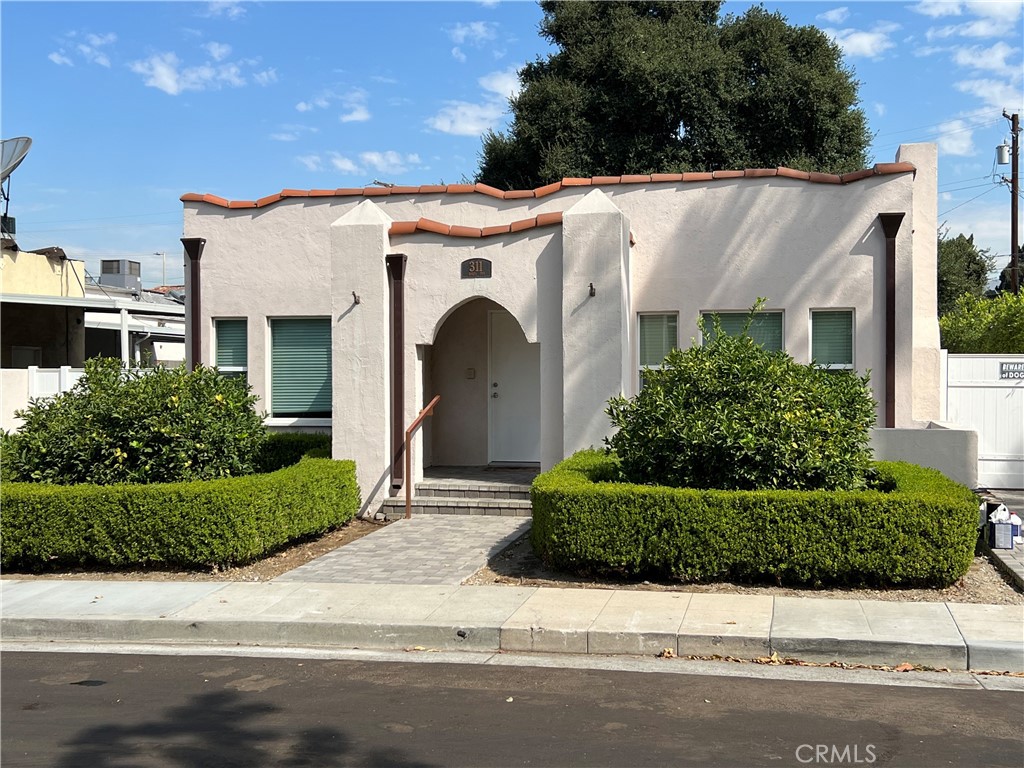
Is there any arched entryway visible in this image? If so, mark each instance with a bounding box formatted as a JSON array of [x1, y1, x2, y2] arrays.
[[423, 297, 540, 467]]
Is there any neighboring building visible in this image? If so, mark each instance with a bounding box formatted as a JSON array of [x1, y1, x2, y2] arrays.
[[1, 243, 185, 430], [182, 143, 970, 512]]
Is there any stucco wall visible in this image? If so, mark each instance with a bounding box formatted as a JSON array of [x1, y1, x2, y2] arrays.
[[870, 423, 978, 488], [183, 144, 936, 509], [1, 249, 85, 297]]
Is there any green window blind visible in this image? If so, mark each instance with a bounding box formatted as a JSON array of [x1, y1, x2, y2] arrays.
[[271, 318, 332, 417], [702, 312, 783, 351], [215, 319, 247, 370], [811, 311, 853, 368], [639, 314, 677, 367]]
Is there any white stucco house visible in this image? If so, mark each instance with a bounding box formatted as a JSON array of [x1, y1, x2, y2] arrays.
[[181, 142, 976, 513]]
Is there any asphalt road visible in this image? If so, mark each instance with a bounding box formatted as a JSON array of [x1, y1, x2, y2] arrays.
[[1, 652, 1021, 768]]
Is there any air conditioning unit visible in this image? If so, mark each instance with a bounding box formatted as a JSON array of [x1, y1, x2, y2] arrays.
[[1, 215, 15, 235]]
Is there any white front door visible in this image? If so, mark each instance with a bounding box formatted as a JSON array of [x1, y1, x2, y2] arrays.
[[488, 310, 540, 463]]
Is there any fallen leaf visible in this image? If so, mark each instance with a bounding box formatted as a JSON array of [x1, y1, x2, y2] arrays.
[[894, 663, 914, 672]]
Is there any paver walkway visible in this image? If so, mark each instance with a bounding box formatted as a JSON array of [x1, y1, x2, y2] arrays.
[[274, 516, 530, 585]]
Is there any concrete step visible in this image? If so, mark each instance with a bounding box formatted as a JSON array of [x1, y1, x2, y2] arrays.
[[415, 481, 532, 501], [379, 496, 533, 521]]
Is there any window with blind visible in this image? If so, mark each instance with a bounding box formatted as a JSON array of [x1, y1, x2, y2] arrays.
[[701, 311, 784, 351], [811, 310, 854, 370], [639, 313, 678, 385], [214, 319, 248, 380], [271, 318, 332, 418]]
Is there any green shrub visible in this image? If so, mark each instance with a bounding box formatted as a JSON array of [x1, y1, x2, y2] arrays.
[[2, 358, 266, 485], [531, 451, 978, 587], [1, 457, 360, 570], [607, 306, 877, 491], [939, 291, 1024, 353], [256, 432, 331, 473]]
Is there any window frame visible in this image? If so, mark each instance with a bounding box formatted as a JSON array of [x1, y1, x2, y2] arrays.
[[213, 317, 248, 380], [637, 311, 679, 389], [809, 308, 855, 371], [699, 309, 785, 352], [268, 316, 333, 424]]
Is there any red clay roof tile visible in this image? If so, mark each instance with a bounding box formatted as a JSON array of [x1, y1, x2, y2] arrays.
[[481, 224, 512, 237], [449, 225, 483, 238], [840, 168, 876, 183], [536, 211, 563, 227], [808, 172, 842, 184], [776, 167, 811, 180], [534, 181, 563, 198], [474, 183, 506, 198], [182, 160, 919, 210], [389, 221, 418, 235], [416, 218, 450, 235], [510, 217, 538, 233]]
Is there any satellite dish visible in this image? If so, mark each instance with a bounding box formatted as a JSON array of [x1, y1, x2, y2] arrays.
[[1, 137, 32, 182]]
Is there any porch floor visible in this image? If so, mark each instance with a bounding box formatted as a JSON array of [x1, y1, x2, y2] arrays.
[[423, 465, 539, 487]]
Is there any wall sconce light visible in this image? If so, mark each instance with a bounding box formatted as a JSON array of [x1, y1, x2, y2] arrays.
[[588, 282, 596, 297], [352, 291, 361, 304]]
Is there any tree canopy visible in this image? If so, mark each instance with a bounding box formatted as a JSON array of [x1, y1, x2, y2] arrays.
[[937, 232, 994, 316], [477, 1, 871, 189]]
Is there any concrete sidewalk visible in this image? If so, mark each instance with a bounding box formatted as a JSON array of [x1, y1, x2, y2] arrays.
[[2, 579, 1021, 673]]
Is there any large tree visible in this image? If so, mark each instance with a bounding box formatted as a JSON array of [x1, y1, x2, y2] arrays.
[[477, 1, 871, 189], [937, 232, 994, 316]]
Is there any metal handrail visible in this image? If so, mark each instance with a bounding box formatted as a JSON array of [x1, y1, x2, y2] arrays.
[[404, 395, 440, 519]]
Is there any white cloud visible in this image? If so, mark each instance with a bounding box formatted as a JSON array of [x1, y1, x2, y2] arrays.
[[86, 32, 116, 47], [816, 7, 850, 25], [447, 21, 498, 45], [271, 133, 298, 142], [952, 41, 1020, 76], [967, 0, 1022, 23], [328, 153, 360, 174], [272, 124, 317, 142], [941, 192, 954, 201], [824, 22, 900, 59], [479, 65, 521, 99], [201, 1, 246, 20], [359, 151, 421, 175], [296, 154, 322, 172], [911, 1, 963, 18], [452, 46, 467, 63], [129, 52, 249, 95], [48, 51, 73, 66], [913, 45, 948, 56], [371, 75, 398, 84], [74, 31, 116, 67], [936, 119, 975, 156], [426, 64, 522, 136], [254, 68, 278, 86], [339, 89, 371, 122], [204, 42, 232, 62], [426, 101, 506, 136], [954, 78, 1024, 109], [873, 102, 887, 116]]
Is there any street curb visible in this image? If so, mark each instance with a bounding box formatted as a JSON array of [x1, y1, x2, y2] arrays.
[[5, 616, 1020, 672]]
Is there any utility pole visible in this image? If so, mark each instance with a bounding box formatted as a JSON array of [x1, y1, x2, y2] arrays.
[[1001, 111, 1019, 295], [154, 251, 166, 288]]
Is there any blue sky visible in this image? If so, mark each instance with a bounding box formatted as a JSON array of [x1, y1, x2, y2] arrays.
[[2, 0, 1022, 288]]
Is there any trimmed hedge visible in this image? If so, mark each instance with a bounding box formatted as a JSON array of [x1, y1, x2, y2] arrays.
[[531, 451, 979, 587], [1, 457, 360, 571], [256, 432, 332, 473]]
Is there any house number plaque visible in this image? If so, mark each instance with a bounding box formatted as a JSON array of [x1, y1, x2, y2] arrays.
[[461, 258, 492, 279]]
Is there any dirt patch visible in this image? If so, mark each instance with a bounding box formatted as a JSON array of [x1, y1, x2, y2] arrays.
[[1, 518, 383, 583], [464, 533, 1024, 605]]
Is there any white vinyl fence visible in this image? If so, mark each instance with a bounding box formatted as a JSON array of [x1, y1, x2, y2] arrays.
[[942, 352, 1024, 489]]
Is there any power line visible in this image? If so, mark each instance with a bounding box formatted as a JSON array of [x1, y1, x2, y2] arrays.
[[938, 184, 1001, 216], [25, 210, 180, 225]]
